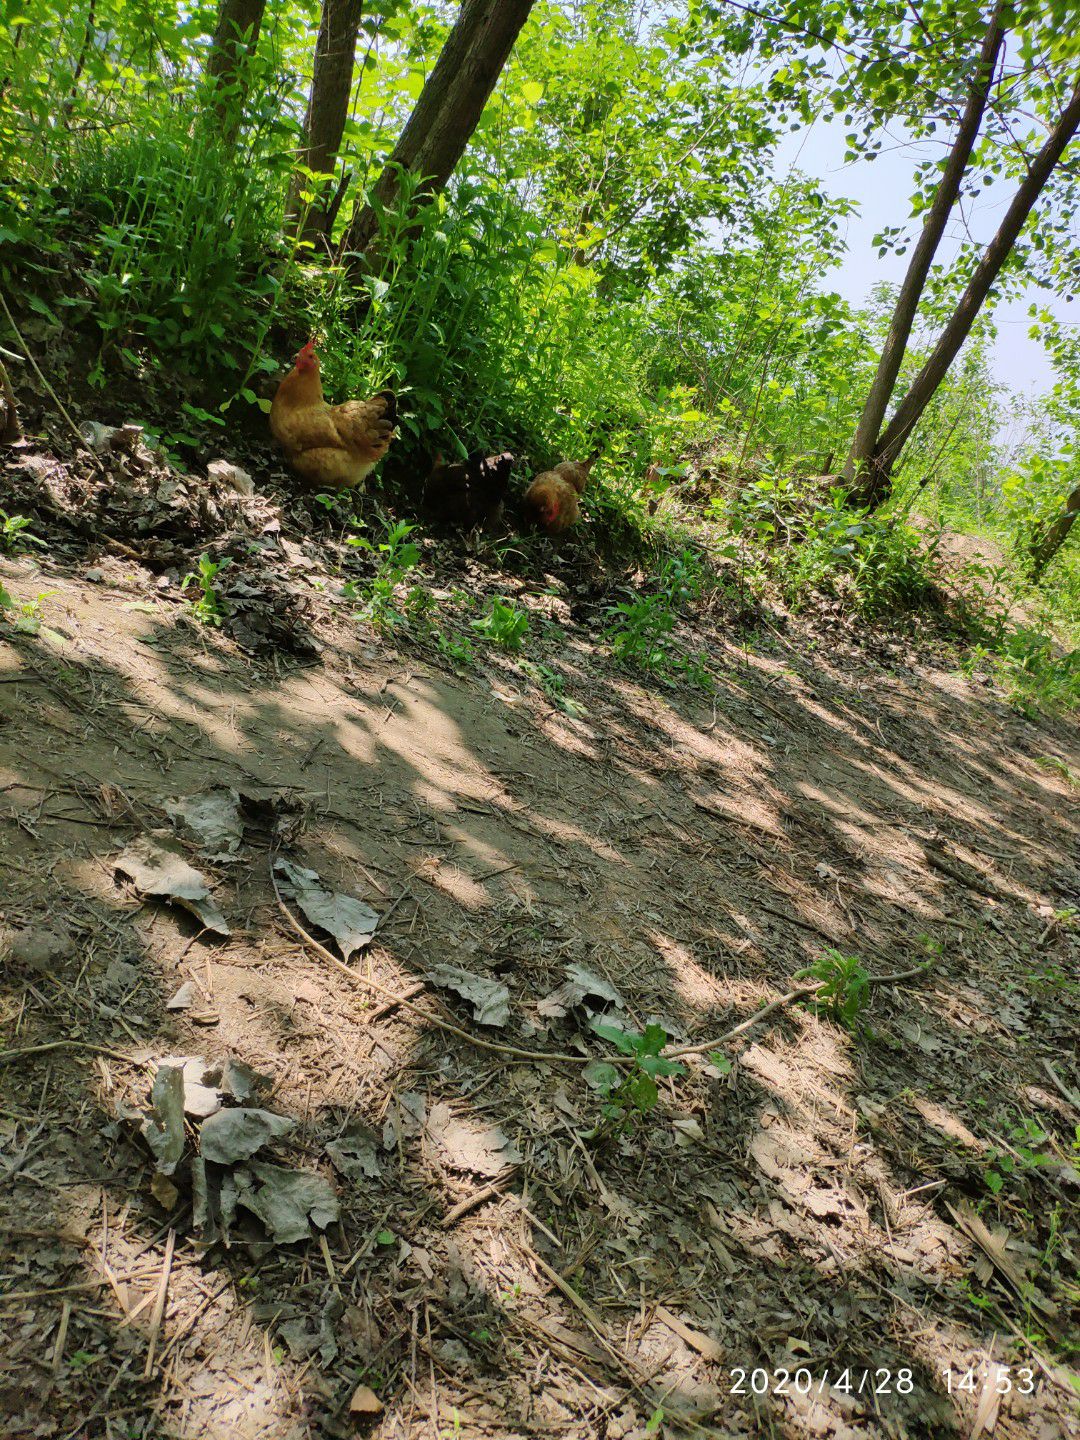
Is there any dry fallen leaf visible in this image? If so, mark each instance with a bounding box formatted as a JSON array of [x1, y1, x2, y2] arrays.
[[115, 837, 230, 935], [426, 964, 510, 1027], [274, 857, 379, 960], [349, 1384, 383, 1418]]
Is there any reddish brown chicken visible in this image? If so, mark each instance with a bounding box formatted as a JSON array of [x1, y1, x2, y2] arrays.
[[269, 340, 396, 490], [521, 453, 598, 534]]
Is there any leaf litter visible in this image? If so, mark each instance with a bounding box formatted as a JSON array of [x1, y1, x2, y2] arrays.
[[425, 963, 511, 1026], [273, 856, 379, 959], [115, 835, 231, 934]]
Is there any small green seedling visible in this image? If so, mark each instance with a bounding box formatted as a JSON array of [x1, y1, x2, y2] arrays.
[[796, 948, 871, 1032], [606, 594, 675, 670], [0, 590, 53, 635], [983, 1117, 1054, 1196], [471, 596, 530, 650], [519, 659, 587, 716], [585, 1021, 686, 1134], [434, 629, 475, 670], [181, 553, 232, 626], [0, 510, 45, 552], [345, 517, 420, 628]]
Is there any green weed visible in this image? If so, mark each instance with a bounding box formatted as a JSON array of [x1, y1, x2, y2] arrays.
[[0, 511, 44, 552], [1033, 755, 1079, 787], [518, 659, 587, 716], [471, 597, 530, 650], [344, 518, 421, 629], [433, 630, 476, 670], [181, 554, 232, 627], [585, 1022, 686, 1135], [795, 949, 871, 1032], [983, 1118, 1055, 1197]]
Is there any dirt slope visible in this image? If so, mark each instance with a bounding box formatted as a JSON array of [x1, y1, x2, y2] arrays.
[[1, 457, 1079, 1440]]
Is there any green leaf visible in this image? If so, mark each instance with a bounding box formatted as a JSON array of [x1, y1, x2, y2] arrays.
[[583, 1061, 620, 1093], [591, 1020, 638, 1055]]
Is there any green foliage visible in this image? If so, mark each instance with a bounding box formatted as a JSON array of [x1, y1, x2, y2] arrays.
[[471, 597, 530, 650], [736, 478, 939, 618], [985, 629, 1080, 717], [433, 629, 476, 671], [181, 553, 232, 627], [796, 949, 871, 1032], [605, 548, 714, 683], [344, 518, 421, 629], [518, 659, 587, 716], [0, 0, 1077, 701], [0, 589, 53, 635], [983, 1118, 1055, 1197], [607, 594, 676, 670], [585, 1021, 686, 1135], [0, 511, 45, 552]]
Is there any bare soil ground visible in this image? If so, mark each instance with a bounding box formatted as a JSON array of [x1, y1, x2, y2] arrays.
[[1, 432, 1079, 1440]]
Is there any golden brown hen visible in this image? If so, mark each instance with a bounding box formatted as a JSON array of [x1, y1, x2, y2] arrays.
[[521, 451, 598, 534], [270, 340, 396, 490]]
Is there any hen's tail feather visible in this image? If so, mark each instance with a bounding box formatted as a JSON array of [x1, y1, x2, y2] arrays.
[[374, 390, 397, 426]]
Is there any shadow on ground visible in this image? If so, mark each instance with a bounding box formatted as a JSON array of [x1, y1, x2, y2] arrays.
[[1, 537, 1078, 1440]]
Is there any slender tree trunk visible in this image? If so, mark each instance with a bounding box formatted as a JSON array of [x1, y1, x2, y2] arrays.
[[0, 358, 21, 444], [287, 0, 365, 245], [205, 0, 267, 137], [1030, 483, 1080, 579], [845, 4, 1004, 491], [66, 0, 97, 120], [859, 75, 1080, 507], [343, 0, 535, 267]]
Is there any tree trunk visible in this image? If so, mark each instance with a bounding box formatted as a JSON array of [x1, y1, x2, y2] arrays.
[[1030, 482, 1080, 579], [859, 75, 1080, 508], [288, 0, 365, 245], [845, 4, 1004, 493], [342, 0, 535, 267], [0, 358, 21, 444], [205, 0, 267, 136]]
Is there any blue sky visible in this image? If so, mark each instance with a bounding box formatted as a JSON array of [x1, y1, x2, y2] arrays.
[[773, 114, 1070, 402]]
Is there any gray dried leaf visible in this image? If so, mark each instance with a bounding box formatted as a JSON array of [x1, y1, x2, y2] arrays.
[[115, 837, 230, 935], [79, 420, 117, 452], [234, 1161, 339, 1243], [383, 1091, 425, 1150], [426, 964, 510, 1027], [219, 1058, 268, 1103], [164, 789, 244, 860], [207, 459, 255, 496], [158, 1055, 232, 1118], [538, 963, 625, 1020], [325, 1125, 382, 1182], [200, 1107, 295, 1165], [279, 1294, 342, 1362], [165, 981, 196, 1011], [191, 1156, 213, 1240], [4, 925, 70, 971], [425, 1101, 522, 1177], [273, 858, 378, 960], [141, 1064, 186, 1175]]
